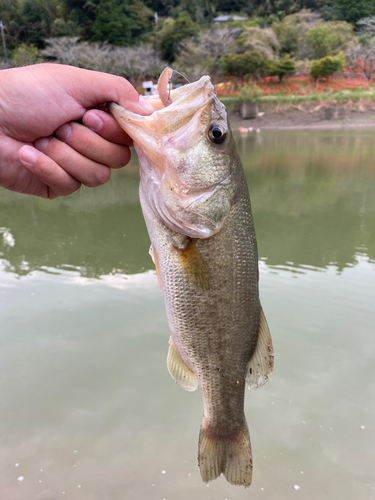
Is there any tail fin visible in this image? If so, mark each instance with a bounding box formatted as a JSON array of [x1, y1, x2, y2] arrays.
[[198, 423, 252, 487]]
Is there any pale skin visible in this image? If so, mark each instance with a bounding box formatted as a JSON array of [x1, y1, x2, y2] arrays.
[[0, 63, 154, 199]]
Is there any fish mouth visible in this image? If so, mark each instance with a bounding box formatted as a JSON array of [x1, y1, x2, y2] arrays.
[[108, 75, 215, 166]]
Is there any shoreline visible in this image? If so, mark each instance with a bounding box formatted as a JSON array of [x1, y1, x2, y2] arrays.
[[228, 100, 375, 130]]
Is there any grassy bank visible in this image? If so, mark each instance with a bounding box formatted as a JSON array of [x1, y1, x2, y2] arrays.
[[220, 90, 375, 105]]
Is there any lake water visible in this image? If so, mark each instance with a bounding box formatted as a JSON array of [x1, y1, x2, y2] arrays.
[[1, 128, 374, 500]]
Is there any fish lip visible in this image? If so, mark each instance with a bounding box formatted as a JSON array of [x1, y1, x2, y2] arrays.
[[107, 102, 146, 124], [107, 75, 214, 129]]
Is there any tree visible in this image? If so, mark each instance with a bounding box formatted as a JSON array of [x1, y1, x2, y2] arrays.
[[238, 26, 280, 58], [305, 21, 355, 59], [346, 38, 375, 79], [0, 0, 64, 50], [357, 15, 375, 35], [267, 54, 296, 81], [219, 50, 268, 78], [333, 0, 375, 25], [91, 0, 134, 45], [272, 9, 322, 58], [310, 52, 345, 79], [159, 11, 198, 63], [40, 36, 166, 81], [175, 25, 242, 79], [129, 0, 153, 41], [60, 0, 97, 40]]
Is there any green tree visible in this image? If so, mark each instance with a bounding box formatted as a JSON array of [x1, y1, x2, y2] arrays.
[[305, 20, 355, 59], [310, 51, 345, 79], [11, 43, 42, 65], [91, 0, 133, 45], [272, 9, 321, 58], [130, 0, 153, 40], [334, 0, 375, 24], [219, 50, 268, 78], [0, 0, 64, 50], [159, 11, 198, 63], [267, 54, 296, 81], [60, 0, 96, 40]]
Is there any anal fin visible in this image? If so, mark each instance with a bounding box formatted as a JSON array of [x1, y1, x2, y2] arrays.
[[167, 336, 198, 392], [246, 306, 274, 390]]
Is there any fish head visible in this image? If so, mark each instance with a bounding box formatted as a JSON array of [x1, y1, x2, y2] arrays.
[[109, 73, 236, 238]]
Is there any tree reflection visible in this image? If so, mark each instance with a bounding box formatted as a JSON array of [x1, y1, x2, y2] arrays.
[[1, 129, 375, 277]]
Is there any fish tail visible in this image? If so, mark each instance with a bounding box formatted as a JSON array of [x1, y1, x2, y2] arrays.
[[198, 422, 252, 487]]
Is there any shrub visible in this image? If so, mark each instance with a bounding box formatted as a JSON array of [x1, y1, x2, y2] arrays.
[[219, 51, 268, 78], [237, 83, 263, 103], [11, 44, 42, 66], [310, 52, 345, 80], [267, 55, 296, 82]]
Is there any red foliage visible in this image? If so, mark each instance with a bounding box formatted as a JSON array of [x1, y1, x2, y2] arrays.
[[215, 75, 371, 98]]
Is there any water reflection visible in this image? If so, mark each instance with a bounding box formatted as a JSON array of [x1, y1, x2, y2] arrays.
[[1, 129, 375, 278], [0, 170, 150, 277]]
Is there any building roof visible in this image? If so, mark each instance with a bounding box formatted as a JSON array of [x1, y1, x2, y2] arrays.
[[213, 15, 248, 23]]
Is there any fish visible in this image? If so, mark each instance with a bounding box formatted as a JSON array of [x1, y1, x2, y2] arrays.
[[108, 68, 274, 487]]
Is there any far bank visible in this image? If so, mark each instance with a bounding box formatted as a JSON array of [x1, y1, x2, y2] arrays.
[[227, 98, 375, 130]]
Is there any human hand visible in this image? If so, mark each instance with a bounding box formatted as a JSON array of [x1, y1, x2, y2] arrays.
[[0, 63, 153, 198]]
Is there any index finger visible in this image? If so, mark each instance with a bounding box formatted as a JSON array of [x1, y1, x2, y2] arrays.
[[82, 109, 132, 146]]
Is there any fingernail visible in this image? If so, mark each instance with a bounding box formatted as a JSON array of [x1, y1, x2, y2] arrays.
[[84, 112, 103, 132], [20, 147, 37, 166], [138, 96, 154, 114], [55, 123, 71, 141], [35, 137, 50, 152]]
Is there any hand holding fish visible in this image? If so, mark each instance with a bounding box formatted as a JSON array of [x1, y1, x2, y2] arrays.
[[0, 63, 153, 198]]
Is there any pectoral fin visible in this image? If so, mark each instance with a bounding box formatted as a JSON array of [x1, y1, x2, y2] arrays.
[[246, 307, 274, 390], [167, 336, 198, 392], [149, 244, 162, 290], [176, 238, 210, 292]]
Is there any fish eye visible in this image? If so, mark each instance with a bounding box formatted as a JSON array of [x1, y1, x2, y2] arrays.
[[208, 124, 227, 144]]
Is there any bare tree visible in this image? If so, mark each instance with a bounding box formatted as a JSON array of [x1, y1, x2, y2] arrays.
[[357, 16, 375, 37], [40, 37, 166, 83], [239, 27, 280, 59], [197, 26, 243, 71], [346, 39, 375, 79]]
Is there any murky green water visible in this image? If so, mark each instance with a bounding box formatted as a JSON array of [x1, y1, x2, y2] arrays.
[[1, 128, 374, 500]]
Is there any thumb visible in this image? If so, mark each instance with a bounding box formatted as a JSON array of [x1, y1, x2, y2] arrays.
[[72, 68, 154, 116]]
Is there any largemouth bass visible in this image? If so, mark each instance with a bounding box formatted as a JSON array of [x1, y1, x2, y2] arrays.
[[108, 69, 274, 487]]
